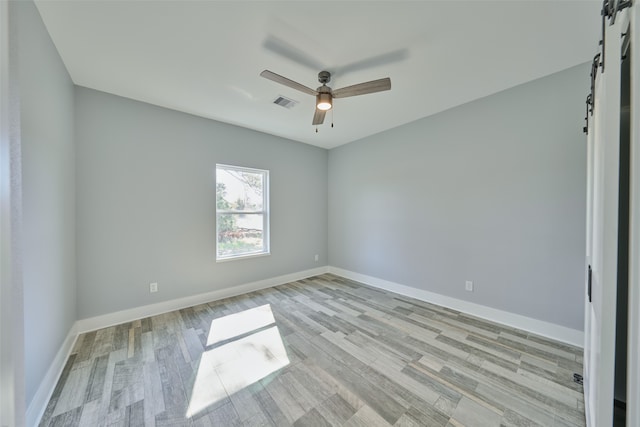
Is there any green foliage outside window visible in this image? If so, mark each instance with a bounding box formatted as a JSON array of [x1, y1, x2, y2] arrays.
[[216, 182, 235, 241]]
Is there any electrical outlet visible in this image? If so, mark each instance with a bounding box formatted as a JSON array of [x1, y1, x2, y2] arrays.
[[314, 254, 319, 262], [150, 282, 158, 293], [465, 281, 473, 292]]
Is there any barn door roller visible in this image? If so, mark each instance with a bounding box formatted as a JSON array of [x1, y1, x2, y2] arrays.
[[600, 0, 633, 71], [604, 0, 632, 25]]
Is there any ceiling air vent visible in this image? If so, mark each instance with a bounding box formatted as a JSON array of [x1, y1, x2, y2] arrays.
[[273, 95, 298, 109]]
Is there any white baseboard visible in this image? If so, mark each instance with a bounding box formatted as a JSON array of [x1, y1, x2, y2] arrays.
[[328, 266, 584, 347], [30, 266, 329, 426], [76, 266, 329, 333], [31, 264, 581, 426], [26, 323, 79, 427]]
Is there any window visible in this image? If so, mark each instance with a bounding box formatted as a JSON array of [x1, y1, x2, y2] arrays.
[[216, 164, 269, 261]]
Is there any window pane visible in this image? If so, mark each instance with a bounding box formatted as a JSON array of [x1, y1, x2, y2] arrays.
[[216, 168, 264, 211], [216, 164, 269, 261], [217, 213, 264, 257]]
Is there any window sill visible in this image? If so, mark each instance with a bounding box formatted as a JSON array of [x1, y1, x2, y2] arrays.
[[216, 251, 271, 263]]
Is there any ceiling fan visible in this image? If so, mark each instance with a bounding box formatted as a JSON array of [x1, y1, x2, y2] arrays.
[[260, 70, 391, 126]]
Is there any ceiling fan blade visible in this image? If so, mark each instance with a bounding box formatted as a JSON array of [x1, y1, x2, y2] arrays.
[[332, 77, 391, 99], [333, 50, 409, 76], [263, 36, 325, 72], [260, 70, 318, 96], [312, 108, 326, 125]]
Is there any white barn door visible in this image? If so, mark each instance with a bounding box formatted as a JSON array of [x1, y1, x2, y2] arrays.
[[583, 5, 628, 427]]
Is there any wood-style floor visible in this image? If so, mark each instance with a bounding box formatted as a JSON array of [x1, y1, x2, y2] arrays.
[[39, 274, 585, 427]]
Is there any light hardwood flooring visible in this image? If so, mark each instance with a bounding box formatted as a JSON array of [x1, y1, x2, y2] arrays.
[[39, 274, 585, 426]]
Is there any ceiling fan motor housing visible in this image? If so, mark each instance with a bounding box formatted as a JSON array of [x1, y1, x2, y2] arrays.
[[318, 70, 331, 84]]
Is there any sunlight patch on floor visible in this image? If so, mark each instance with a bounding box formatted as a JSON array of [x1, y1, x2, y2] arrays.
[[187, 305, 289, 418], [206, 304, 276, 346]]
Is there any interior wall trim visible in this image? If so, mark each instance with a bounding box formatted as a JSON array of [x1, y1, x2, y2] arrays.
[[25, 323, 78, 427], [30, 264, 584, 426], [75, 266, 330, 334], [328, 266, 584, 347], [30, 266, 329, 426]]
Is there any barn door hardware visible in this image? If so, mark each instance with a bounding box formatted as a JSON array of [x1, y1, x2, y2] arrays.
[[591, 53, 600, 97], [584, 52, 600, 133], [600, 0, 633, 71], [588, 265, 593, 303], [600, 1, 607, 70], [621, 29, 631, 59], [573, 373, 584, 385], [590, 52, 600, 107], [584, 94, 593, 134], [604, 0, 632, 24]]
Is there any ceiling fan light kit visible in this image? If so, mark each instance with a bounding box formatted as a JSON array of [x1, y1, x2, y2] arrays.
[[316, 93, 332, 110], [260, 69, 391, 126]]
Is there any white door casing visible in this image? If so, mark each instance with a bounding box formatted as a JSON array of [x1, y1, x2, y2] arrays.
[[627, 2, 640, 426], [0, 1, 14, 425]]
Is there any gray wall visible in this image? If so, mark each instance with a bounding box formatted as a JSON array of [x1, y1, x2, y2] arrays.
[[328, 64, 588, 331], [75, 87, 328, 319], [16, 1, 77, 407]]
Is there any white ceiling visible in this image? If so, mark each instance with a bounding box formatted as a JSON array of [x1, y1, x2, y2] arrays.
[[35, 0, 601, 149]]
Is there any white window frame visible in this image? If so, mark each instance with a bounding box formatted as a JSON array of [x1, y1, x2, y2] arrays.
[[215, 164, 270, 261]]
